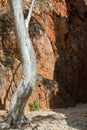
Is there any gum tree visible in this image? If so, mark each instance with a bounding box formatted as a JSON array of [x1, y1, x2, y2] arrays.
[[6, 0, 37, 127]]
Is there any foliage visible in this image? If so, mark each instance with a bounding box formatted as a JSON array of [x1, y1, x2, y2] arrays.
[[29, 101, 39, 111], [4, 56, 14, 67]]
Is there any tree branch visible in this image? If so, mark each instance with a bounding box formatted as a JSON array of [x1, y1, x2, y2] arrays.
[[25, 0, 36, 29]]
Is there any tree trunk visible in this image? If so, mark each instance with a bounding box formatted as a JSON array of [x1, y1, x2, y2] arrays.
[[7, 0, 37, 126]]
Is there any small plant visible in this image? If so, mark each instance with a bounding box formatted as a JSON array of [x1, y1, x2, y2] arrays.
[[4, 55, 14, 67], [29, 101, 39, 111]]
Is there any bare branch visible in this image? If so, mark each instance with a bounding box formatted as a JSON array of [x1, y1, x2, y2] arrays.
[[9, 62, 21, 94], [25, 0, 36, 29]]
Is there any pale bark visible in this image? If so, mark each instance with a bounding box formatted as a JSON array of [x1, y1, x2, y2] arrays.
[[25, 0, 36, 29], [7, 0, 37, 125]]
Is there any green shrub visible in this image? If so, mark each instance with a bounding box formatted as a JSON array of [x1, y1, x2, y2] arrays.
[[4, 56, 14, 67], [29, 101, 39, 111]]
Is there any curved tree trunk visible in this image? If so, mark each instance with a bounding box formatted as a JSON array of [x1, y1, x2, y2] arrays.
[[7, 0, 37, 126]]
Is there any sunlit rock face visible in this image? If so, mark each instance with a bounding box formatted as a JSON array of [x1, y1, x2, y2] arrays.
[[0, 0, 87, 109]]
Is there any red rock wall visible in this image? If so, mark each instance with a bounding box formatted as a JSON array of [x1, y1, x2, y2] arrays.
[[53, 0, 87, 103], [0, 0, 87, 109]]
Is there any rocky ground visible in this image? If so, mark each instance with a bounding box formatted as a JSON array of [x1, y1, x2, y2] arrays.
[[0, 103, 87, 130]]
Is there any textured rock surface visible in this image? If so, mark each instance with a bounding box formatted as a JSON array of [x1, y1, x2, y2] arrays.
[[26, 74, 67, 110], [0, 0, 87, 109], [0, 104, 87, 130], [27, 104, 87, 130]]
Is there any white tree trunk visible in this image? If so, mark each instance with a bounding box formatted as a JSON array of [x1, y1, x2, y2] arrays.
[[7, 0, 37, 125]]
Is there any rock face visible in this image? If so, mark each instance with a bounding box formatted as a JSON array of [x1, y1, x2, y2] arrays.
[[53, 0, 87, 103], [26, 74, 67, 110], [0, 0, 87, 109]]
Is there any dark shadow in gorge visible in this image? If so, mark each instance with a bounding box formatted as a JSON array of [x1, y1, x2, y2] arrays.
[[52, 2, 87, 129], [53, 0, 87, 107]]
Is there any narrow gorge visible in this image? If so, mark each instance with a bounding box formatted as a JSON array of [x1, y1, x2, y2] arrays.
[[0, 0, 87, 110]]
